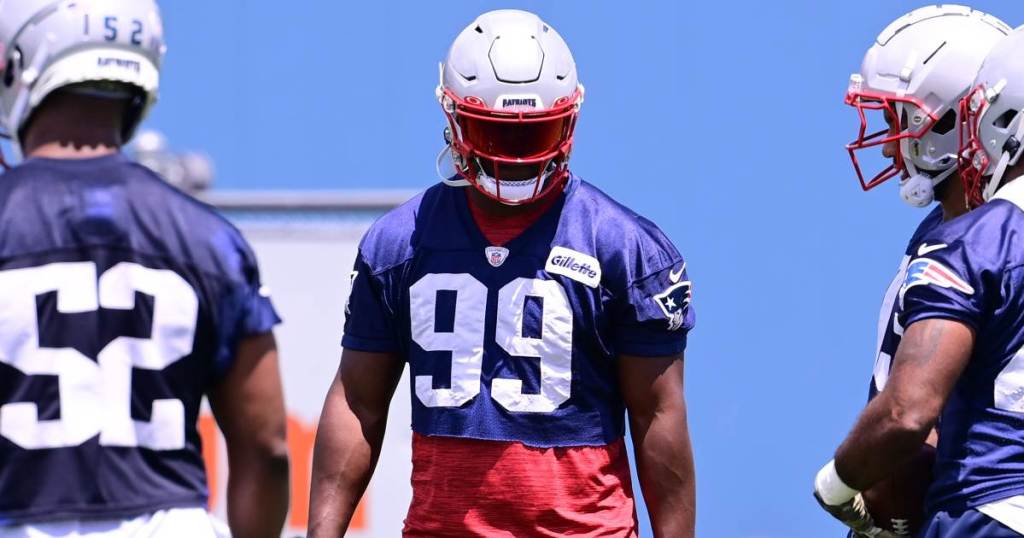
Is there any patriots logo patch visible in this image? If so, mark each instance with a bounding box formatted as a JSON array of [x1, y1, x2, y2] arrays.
[[654, 281, 692, 331], [898, 257, 975, 307]]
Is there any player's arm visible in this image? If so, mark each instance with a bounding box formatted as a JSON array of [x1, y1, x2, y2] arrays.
[[208, 332, 290, 538], [835, 318, 972, 487], [814, 318, 973, 532], [308, 348, 404, 537], [620, 352, 695, 538]]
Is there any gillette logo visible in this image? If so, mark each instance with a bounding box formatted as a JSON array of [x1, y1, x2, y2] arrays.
[[97, 57, 141, 73], [550, 256, 598, 278], [502, 97, 537, 108], [546, 246, 602, 288]]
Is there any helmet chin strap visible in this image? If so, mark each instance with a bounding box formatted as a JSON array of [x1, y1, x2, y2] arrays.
[[988, 152, 1013, 202], [899, 170, 944, 207], [435, 144, 558, 205], [436, 144, 470, 187], [898, 124, 956, 208], [473, 157, 555, 205], [899, 164, 957, 208]]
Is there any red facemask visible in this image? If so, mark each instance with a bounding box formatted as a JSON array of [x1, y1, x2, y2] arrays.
[[440, 87, 582, 205], [845, 88, 938, 191], [958, 85, 991, 209]]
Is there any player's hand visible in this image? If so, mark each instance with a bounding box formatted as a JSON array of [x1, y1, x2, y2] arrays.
[[813, 491, 900, 538]]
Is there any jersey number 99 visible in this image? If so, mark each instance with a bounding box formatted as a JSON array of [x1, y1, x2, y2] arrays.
[[409, 274, 573, 414]]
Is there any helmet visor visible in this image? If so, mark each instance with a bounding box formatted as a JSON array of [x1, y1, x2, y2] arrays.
[[457, 108, 574, 161]]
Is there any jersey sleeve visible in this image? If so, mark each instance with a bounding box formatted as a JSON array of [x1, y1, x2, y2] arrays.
[[341, 252, 400, 353], [213, 240, 282, 377], [898, 239, 992, 331], [611, 260, 695, 357]]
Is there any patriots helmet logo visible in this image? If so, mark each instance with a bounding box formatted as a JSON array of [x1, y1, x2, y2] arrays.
[[898, 257, 975, 307], [654, 280, 692, 331]]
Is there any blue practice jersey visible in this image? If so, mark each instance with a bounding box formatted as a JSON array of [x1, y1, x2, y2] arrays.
[[898, 179, 1024, 513], [0, 154, 279, 524], [868, 205, 944, 400], [342, 175, 694, 447]]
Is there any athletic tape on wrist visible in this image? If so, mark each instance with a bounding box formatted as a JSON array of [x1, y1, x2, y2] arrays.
[[815, 459, 859, 506]]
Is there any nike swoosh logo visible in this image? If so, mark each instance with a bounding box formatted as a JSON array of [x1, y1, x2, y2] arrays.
[[918, 243, 948, 256], [669, 263, 687, 283]]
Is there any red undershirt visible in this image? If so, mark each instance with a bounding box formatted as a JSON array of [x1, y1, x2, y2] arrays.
[[465, 183, 564, 245]]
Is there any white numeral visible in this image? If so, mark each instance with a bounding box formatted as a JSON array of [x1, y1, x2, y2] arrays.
[[873, 257, 909, 393], [0, 262, 197, 450], [995, 347, 1024, 413], [410, 273, 486, 408], [409, 274, 574, 413], [493, 278, 572, 412], [0, 263, 102, 448]]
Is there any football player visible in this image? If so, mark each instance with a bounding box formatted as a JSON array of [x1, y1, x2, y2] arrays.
[[309, 9, 696, 537], [0, 1, 289, 537], [825, 6, 1007, 537], [846, 5, 1008, 405], [815, 27, 1024, 538], [834, 7, 1008, 536]]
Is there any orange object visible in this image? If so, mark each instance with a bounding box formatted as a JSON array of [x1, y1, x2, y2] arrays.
[[197, 413, 369, 532], [197, 414, 220, 511]]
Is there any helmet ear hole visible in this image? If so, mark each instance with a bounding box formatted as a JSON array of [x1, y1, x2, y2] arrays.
[[3, 47, 21, 88], [931, 109, 957, 135], [994, 109, 1018, 129]]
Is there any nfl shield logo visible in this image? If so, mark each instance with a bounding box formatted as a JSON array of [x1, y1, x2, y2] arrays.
[[485, 246, 510, 267]]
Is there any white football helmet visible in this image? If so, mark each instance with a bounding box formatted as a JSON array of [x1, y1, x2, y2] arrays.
[[437, 9, 583, 205], [0, 0, 165, 156], [959, 28, 1024, 208], [846, 5, 1008, 207]]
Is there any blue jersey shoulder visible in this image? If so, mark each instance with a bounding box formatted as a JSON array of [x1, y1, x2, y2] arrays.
[[560, 178, 684, 290], [0, 155, 258, 286], [914, 198, 1022, 271], [571, 179, 681, 262], [356, 187, 432, 274]]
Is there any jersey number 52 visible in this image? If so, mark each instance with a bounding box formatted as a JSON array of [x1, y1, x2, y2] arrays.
[[410, 274, 572, 414], [0, 262, 197, 451]]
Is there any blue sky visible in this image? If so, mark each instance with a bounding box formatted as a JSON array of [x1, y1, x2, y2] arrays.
[[145, 2, 1024, 536]]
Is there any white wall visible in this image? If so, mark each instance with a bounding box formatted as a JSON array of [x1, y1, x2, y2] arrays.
[[203, 218, 412, 537]]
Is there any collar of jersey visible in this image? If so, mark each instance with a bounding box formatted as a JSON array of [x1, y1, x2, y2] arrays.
[[23, 152, 129, 169], [421, 173, 579, 255]]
